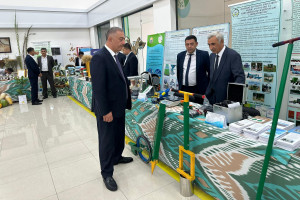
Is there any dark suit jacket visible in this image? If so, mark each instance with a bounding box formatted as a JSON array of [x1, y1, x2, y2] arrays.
[[37, 55, 55, 73], [176, 49, 210, 95], [117, 53, 126, 66], [90, 47, 131, 118], [205, 46, 245, 104], [25, 55, 40, 78], [123, 52, 138, 77], [75, 57, 85, 67]]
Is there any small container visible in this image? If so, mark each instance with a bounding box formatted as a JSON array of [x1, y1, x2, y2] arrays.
[[179, 173, 194, 197]]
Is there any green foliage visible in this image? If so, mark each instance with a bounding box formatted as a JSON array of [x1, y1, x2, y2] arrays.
[[14, 76, 29, 95]]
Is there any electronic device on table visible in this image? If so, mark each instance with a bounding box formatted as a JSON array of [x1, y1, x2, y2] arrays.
[[213, 83, 247, 123]]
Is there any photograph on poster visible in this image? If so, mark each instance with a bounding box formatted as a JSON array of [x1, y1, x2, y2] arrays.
[[289, 96, 300, 107], [0, 37, 12, 53], [170, 64, 176, 75], [290, 83, 300, 95], [163, 76, 170, 90], [251, 62, 262, 71], [264, 73, 274, 83], [297, 112, 300, 121], [169, 78, 176, 89], [246, 72, 263, 81], [248, 81, 260, 91], [262, 83, 272, 93], [288, 110, 295, 119], [253, 93, 265, 102], [164, 64, 170, 76], [290, 65, 300, 75], [263, 64, 276, 72], [243, 62, 250, 71]]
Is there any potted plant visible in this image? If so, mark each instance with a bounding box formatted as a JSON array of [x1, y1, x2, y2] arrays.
[[15, 76, 28, 104]]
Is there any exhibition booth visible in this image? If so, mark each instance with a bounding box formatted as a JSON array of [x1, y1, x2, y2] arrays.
[[1, 0, 300, 200]]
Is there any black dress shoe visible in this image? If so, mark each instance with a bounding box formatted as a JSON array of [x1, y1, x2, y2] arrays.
[[53, 95, 57, 98], [37, 99, 43, 102], [43, 96, 48, 99], [103, 177, 117, 191], [32, 102, 42, 105], [115, 157, 133, 165]]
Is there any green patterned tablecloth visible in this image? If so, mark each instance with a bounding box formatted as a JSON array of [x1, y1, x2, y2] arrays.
[[68, 77, 300, 200], [0, 79, 31, 101], [68, 76, 92, 109], [125, 101, 300, 200]]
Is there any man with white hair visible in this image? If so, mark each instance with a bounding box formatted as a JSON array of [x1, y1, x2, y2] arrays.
[[206, 32, 245, 104]]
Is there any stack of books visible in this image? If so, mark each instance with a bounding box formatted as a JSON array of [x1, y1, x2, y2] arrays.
[[229, 119, 255, 134], [243, 123, 270, 140], [258, 129, 288, 144], [276, 132, 300, 151], [266, 119, 295, 131]]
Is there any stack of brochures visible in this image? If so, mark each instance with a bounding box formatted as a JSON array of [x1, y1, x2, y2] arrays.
[[258, 129, 288, 144], [276, 127, 300, 151], [243, 123, 270, 140], [266, 119, 295, 131], [229, 119, 255, 134]]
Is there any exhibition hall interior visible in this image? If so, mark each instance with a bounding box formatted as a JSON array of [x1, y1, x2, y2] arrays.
[[1, 0, 300, 199]]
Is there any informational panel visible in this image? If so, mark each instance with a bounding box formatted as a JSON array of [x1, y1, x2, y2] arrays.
[[230, 0, 281, 117], [287, 0, 300, 125], [31, 41, 51, 57], [192, 23, 230, 53], [162, 29, 190, 90], [146, 33, 165, 82]]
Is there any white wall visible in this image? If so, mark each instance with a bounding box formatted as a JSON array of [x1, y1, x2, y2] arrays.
[[0, 10, 89, 28], [153, 0, 176, 33], [88, 0, 158, 27], [0, 28, 91, 66]]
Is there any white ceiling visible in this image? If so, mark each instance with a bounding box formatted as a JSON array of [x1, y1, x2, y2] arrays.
[[0, 0, 107, 12]]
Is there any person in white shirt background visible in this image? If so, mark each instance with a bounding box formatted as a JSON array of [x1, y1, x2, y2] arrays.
[[0, 68, 13, 76], [37, 48, 57, 99]]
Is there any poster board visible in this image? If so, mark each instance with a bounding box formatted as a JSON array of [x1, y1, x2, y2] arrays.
[[230, 0, 281, 117]]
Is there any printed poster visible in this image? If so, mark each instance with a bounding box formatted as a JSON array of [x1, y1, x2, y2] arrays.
[[162, 29, 190, 90], [230, 0, 281, 117]]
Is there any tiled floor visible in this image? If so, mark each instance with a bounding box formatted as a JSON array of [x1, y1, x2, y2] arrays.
[[0, 96, 200, 200]]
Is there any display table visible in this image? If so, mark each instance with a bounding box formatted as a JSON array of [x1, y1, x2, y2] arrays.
[[68, 76, 92, 109], [68, 77, 300, 200], [0, 79, 31, 101]]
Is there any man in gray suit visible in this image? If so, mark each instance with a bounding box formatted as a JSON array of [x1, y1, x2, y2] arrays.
[[37, 48, 57, 99], [206, 32, 245, 104]]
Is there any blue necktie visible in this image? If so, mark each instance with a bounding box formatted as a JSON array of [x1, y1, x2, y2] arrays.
[[114, 55, 128, 99], [185, 54, 192, 86]]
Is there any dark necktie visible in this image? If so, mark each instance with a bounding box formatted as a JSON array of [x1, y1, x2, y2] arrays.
[[214, 54, 219, 73], [114, 55, 128, 99], [185, 54, 193, 86]]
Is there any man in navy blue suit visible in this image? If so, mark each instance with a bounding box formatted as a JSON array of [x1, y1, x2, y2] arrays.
[[206, 32, 245, 104], [122, 43, 138, 77], [177, 35, 210, 104], [90, 27, 132, 191], [25, 47, 43, 105]]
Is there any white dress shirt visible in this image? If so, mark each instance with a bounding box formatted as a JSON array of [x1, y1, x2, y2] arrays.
[[105, 45, 117, 62], [214, 46, 226, 70], [124, 52, 132, 65], [0, 68, 5, 76], [79, 58, 82, 66], [183, 50, 196, 86], [41, 56, 48, 71]]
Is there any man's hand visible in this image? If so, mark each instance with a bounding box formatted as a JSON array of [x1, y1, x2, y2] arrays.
[[39, 73, 42, 77], [103, 112, 113, 122]]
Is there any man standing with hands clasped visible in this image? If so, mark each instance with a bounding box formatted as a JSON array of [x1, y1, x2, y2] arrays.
[[90, 27, 132, 192], [37, 48, 57, 99]]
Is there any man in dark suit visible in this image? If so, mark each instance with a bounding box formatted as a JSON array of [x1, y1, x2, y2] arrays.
[[117, 51, 126, 66], [90, 27, 132, 191], [75, 51, 85, 66], [37, 48, 57, 99], [206, 32, 245, 104], [177, 35, 210, 103], [122, 43, 138, 77], [24, 47, 43, 105]]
